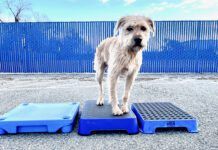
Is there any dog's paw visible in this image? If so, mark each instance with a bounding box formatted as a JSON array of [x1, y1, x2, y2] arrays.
[[121, 105, 129, 114], [96, 97, 104, 106], [112, 106, 123, 116]]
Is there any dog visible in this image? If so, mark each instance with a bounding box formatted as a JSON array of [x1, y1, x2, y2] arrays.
[[94, 15, 155, 115]]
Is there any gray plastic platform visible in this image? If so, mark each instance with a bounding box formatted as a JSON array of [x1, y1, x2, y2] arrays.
[[78, 100, 138, 135]]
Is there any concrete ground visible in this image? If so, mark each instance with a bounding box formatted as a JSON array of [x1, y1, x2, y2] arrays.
[[0, 73, 218, 150]]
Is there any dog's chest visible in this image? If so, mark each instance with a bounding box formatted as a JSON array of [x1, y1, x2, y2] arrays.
[[121, 56, 140, 75]]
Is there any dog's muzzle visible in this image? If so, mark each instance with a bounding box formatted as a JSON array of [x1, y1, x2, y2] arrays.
[[134, 37, 142, 46], [130, 37, 143, 52], [133, 37, 143, 47]]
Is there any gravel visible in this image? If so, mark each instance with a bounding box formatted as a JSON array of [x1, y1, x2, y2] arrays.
[[0, 73, 218, 150]]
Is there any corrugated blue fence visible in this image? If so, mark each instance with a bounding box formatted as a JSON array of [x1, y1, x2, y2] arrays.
[[0, 21, 218, 73]]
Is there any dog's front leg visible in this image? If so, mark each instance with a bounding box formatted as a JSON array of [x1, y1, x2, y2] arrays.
[[109, 72, 123, 115], [122, 71, 137, 113]]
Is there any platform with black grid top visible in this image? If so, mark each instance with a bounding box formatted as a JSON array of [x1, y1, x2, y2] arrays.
[[131, 102, 198, 134], [78, 100, 138, 135]]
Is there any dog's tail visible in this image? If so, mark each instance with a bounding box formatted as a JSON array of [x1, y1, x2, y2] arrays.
[[93, 47, 101, 72], [93, 41, 105, 72]]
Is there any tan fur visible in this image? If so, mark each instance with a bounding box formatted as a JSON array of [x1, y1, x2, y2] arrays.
[[94, 15, 155, 115]]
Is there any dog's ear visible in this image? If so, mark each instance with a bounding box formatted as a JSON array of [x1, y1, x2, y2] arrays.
[[114, 16, 128, 36], [145, 17, 155, 33]]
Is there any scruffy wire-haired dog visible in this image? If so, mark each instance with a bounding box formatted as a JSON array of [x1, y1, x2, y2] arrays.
[[94, 15, 155, 115]]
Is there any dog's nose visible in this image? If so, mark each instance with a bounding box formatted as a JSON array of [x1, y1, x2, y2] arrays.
[[134, 37, 142, 44]]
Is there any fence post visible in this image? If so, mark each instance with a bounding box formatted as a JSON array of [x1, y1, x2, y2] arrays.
[[196, 21, 201, 73]]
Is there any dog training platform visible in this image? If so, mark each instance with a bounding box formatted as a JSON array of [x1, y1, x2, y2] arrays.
[[78, 100, 138, 135], [0, 102, 79, 135], [132, 102, 198, 134]]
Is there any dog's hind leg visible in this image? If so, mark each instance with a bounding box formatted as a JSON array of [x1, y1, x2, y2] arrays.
[[96, 63, 105, 106]]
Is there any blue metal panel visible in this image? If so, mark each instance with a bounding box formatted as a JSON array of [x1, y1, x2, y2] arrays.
[[0, 102, 79, 135], [131, 102, 198, 134], [0, 21, 217, 73]]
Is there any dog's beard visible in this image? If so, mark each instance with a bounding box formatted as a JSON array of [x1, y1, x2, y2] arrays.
[[129, 40, 144, 52], [129, 44, 143, 52], [122, 38, 143, 52]]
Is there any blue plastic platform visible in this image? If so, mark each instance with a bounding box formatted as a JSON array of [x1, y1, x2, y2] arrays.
[[0, 102, 79, 135], [78, 100, 138, 135], [132, 102, 198, 134]]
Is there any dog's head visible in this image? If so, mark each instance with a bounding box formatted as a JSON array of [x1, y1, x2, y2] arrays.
[[114, 15, 155, 52]]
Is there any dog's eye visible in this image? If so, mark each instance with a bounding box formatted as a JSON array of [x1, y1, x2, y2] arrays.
[[141, 26, 147, 31], [126, 27, 133, 32]]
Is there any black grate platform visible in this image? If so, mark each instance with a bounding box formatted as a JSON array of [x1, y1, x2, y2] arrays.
[[132, 102, 198, 134]]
